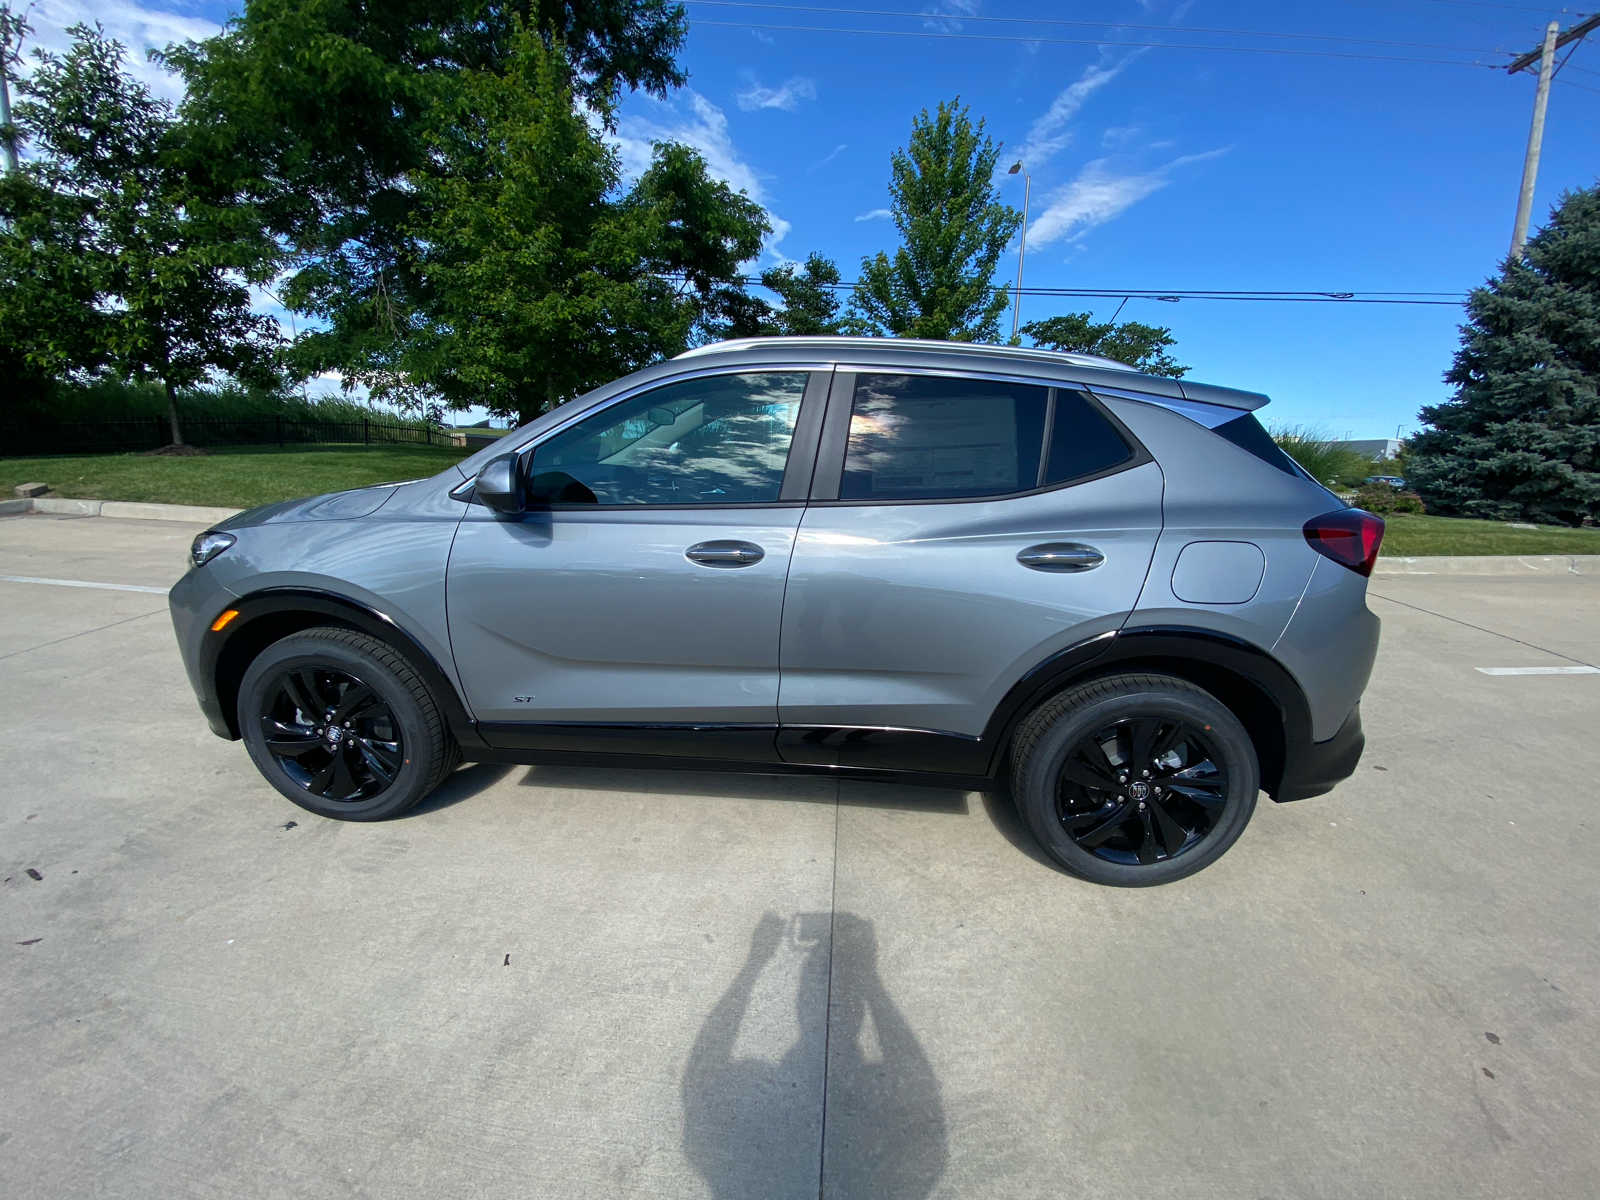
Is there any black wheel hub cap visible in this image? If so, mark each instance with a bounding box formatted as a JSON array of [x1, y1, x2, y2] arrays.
[[1055, 716, 1228, 865], [259, 667, 403, 802]]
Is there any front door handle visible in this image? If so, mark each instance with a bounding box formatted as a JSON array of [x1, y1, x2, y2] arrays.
[[1018, 543, 1104, 572], [686, 540, 765, 568]]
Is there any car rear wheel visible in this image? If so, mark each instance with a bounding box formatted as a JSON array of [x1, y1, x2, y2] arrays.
[[238, 626, 458, 821], [1010, 673, 1259, 886]]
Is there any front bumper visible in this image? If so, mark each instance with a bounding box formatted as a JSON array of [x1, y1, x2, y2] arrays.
[[168, 564, 240, 739], [1273, 704, 1364, 802]]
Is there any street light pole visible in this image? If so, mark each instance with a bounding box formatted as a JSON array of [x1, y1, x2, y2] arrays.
[[0, 6, 19, 174], [1008, 160, 1030, 339]]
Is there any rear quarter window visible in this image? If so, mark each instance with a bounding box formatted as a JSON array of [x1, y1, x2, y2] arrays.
[[1210, 413, 1305, 479]]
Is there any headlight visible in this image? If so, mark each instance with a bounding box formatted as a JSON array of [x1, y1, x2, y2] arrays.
[[191, 531, 236, 569]]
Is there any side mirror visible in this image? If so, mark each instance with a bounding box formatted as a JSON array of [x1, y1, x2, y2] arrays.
[[473, 456, 523, 514]]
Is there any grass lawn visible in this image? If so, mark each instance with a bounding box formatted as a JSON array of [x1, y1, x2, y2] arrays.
[[1379, 513, 1600, 557], [0, 444, 473, 510]]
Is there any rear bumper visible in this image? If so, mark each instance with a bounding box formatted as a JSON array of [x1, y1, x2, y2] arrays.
[[1273, 704, 1364, 802]]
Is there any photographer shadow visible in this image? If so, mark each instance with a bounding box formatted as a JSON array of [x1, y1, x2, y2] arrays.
[[682, 911, 946, 1200]]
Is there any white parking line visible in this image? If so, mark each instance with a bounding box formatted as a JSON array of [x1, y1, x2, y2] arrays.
[[1476, 666, 1600, 675], [0, 574, 170, 595]]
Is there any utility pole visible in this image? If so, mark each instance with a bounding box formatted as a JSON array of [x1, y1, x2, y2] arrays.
[[1509, 23, 1558, 260], [1507, 15, 1600, 259], [1007, 160, 1030, 339]]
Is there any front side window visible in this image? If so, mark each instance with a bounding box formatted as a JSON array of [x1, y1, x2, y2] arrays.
[[840, 375, 1132, 501], [530, 372, 807, 505]]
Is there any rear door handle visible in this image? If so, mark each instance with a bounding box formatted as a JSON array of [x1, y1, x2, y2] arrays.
[[686, 540, 765, 568], [1018, 543, 1104, 572]]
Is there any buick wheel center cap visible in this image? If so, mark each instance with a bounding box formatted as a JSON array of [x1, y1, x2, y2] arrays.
[[326, 727, 345, 744], [1127, 781, 1149, 801]]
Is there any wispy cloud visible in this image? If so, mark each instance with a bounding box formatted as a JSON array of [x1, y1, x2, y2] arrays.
[[736, 76, 817, 112], [1027, 149, 1229, 247], [612, 92, 791, 253], [855, 208, 892, 222], [922, 0, 981, 33], [22, 0, 219, 102], [1017, 51, 1144, 167], [808, 143, 848, 173]]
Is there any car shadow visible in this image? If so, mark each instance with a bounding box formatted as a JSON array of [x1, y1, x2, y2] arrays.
[[682, 911, 947, 1200], [517, 764, 838, 806], [978, 781, 1067, 872], [516, 764, 970, 814], [403, 761, 516, 817]]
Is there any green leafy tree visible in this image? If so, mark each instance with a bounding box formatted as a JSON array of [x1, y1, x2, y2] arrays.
[[758, 253, 844, 335], [625, 140, 771, 347], [349, 29, 765, 423], [1021, 312, 1188, 378], [1408, 185, 1600, 525], [846, 99, 1020, 342], [0, 8, 103, 407], [167, 0, 689, 408], [2, 25, 279, 443]]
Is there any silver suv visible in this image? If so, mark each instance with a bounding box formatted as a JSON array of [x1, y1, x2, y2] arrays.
[[170, 338, 1383, 885]]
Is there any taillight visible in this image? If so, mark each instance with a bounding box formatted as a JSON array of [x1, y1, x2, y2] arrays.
[[1303, 509, 1385, 576]]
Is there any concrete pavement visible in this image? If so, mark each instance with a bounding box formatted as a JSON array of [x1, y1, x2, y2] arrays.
[[2, 512, 1597, 1199]]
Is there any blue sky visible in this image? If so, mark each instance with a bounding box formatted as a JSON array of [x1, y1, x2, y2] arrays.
[[28, 0, 1600, 437]]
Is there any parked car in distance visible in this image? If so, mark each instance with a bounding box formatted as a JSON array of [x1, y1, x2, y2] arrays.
[[170, 337, 1383, 886], [1364, 475, 1407, 489]]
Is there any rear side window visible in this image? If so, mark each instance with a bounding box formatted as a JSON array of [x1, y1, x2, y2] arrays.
[[1211, 413, 1304, 478], [840, 375, 1132, 502]]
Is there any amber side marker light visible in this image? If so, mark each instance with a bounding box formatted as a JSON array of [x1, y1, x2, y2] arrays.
[[210, 609, 240, 632]]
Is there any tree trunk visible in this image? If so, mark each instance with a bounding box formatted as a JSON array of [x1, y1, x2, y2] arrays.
[[164, 379, 184, 446]]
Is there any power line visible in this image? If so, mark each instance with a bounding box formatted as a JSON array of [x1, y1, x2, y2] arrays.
[[1401, 0, 1587, 12], [741, 279, 1468, 305], [691, 18, 1506, 65], [1393, 0, 1593, 13], [1508, 10, 1600, 66], [687, 0, 1509, 53]]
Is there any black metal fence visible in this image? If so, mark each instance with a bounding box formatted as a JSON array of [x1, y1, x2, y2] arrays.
[[0, 414, 455, 457]]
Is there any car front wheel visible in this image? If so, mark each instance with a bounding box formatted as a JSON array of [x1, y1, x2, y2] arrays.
[[238, 626, 458, 821], [1010, 673, 1259, 886]]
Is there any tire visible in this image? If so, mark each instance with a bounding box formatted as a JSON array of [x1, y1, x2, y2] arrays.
[[1010, 673, 1259, 887], [238, 626, 458, 821]]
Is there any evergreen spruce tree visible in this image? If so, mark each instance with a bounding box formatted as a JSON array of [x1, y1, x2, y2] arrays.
[[1408, 185, 1600, 525]]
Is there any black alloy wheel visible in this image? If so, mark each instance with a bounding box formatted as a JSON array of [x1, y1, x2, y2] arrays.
[[1055, 717, 1227, 866], [1010, 672, 1259, 886], [238, 627, 457, 821], [260, 666, 404, 802]]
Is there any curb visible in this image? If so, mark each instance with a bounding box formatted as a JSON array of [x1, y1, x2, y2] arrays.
[[1, 496, 242, 524], [1374, 554, 1600, 576]]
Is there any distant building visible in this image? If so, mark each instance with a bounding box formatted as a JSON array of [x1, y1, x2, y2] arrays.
[[1332, 438, 1402, 461]]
